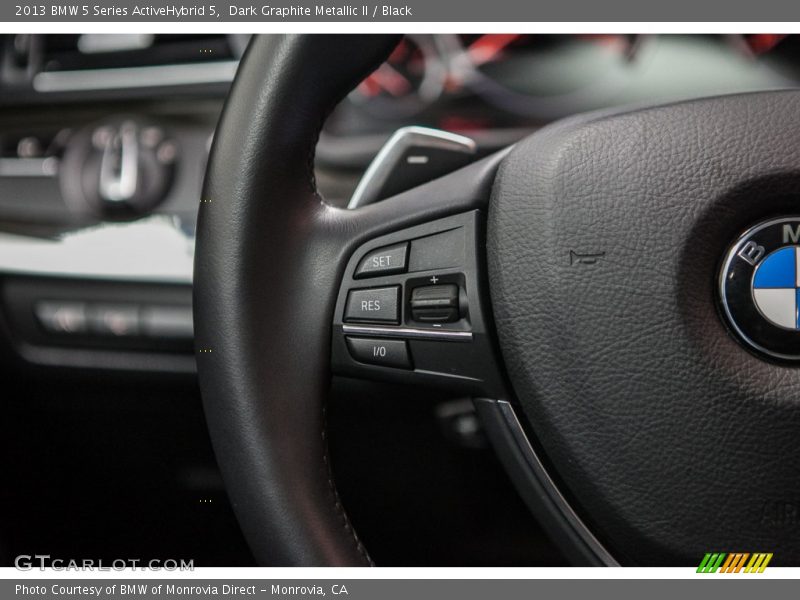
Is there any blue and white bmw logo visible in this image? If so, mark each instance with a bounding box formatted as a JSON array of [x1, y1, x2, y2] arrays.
[[752, 246, 800, 330], [720, 217, 800, 360]]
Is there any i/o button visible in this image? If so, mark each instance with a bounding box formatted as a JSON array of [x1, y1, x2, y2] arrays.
[[345, 337, 411, 369]]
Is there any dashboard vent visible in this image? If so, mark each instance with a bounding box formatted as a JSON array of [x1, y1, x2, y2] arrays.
[[16, 34, 247, 93], [40, 34, 236, 72]]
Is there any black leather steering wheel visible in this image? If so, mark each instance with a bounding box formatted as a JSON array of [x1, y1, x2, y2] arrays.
[[195, 34, 800, 566]]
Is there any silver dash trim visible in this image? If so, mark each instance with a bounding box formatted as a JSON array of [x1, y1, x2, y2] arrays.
[[342, 324, 472, 342], [0, 215, 194, 283], [33, 61, 239, 93]]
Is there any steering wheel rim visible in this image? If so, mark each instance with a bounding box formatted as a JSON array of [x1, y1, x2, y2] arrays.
[[196, 34, 800, 566], [194, 35, 400, 566]]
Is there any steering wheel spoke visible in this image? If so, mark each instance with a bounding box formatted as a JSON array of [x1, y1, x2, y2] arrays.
[[332, 151, 510, 397]]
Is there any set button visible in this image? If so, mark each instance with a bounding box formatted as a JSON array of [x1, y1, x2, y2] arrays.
[[354, 242, 408, 278]]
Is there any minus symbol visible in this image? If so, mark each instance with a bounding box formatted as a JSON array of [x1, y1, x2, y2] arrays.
[[407, 155, 429, 164]]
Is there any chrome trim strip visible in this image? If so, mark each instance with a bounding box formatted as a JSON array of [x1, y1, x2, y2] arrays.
[[0, 157, 59, 177], [479, 399, 619, 566], [33, 60, 239, 93], [342, 324, 473, 342], [498, 400, 618, 566]]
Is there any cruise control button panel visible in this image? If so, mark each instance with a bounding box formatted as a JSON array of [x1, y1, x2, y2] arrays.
[[344, 286, 400, 323], [354, 242, 408, 278], [332, 211, 506, 397], [346, 337, 411, 369]]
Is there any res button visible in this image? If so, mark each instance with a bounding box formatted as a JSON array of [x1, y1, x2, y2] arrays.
[[354, 242, 408, 278], [346, 337, 411, 369], [344, 286, 400, 323]]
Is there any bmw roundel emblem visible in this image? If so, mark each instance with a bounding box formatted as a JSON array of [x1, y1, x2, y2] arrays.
[[720, 216, 800, 360]]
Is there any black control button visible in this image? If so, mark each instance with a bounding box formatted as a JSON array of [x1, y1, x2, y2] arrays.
[[89, 304, 140, 337], [141, 305, 193, 340], [346, 337, 411, 369], [409, 227, 465, 272], [36, 302, 89, 334], [410, 284, 459, 323], [354, 242, 408, 278], [345, 286, 400, 323]]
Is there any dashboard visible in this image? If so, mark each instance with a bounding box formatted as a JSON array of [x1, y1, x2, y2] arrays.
[[0, 33, 797, 374]]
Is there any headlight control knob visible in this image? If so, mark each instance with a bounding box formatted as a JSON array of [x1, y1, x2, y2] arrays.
[[60, 117, 178, 219]]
